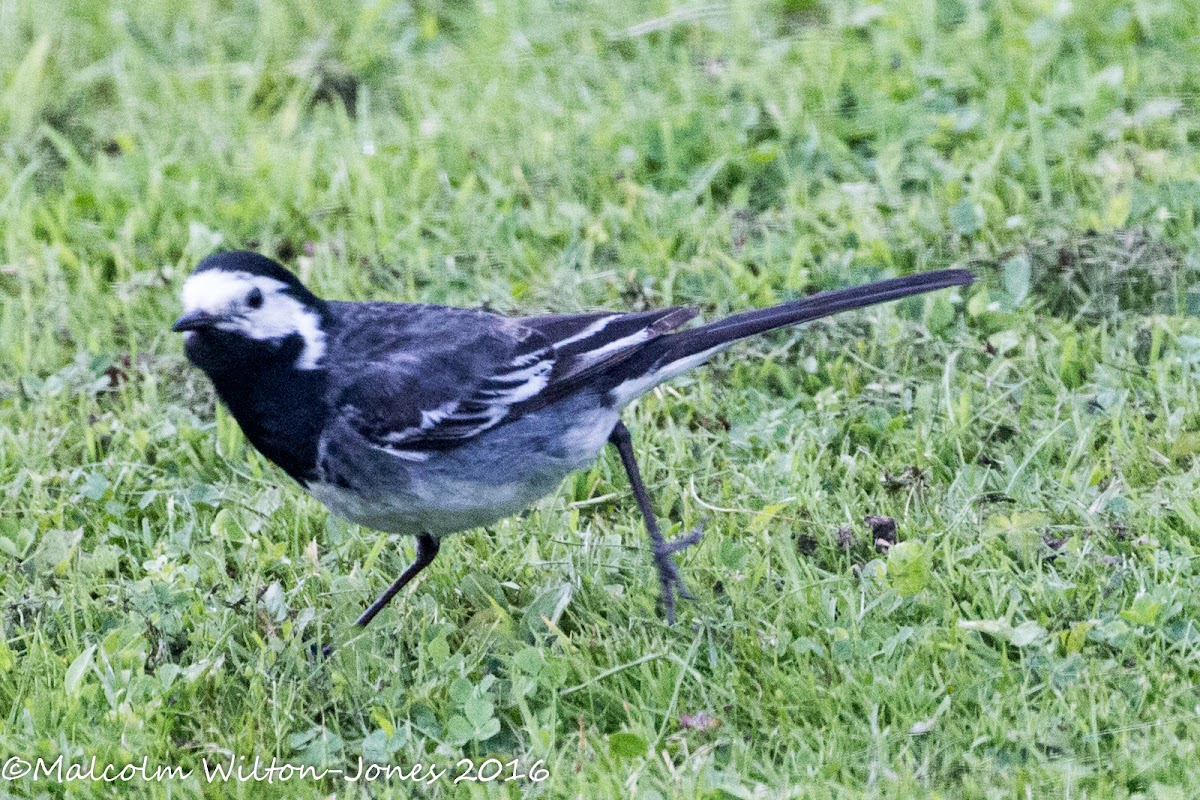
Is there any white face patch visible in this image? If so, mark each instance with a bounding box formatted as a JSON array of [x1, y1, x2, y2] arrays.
[[180, 270, 327, 370]]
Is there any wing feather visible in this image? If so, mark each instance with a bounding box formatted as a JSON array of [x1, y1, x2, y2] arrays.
[[326, 302, 696, 456]]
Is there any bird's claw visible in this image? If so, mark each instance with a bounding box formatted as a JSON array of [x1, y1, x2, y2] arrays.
[[307, 641, 335, 660], [652, 521, 706, 624]]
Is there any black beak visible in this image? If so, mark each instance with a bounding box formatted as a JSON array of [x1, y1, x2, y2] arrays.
[[172, 310, 223, 332]]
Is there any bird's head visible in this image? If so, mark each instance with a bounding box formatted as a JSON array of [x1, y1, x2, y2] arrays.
[[174, 251, 328, 374]]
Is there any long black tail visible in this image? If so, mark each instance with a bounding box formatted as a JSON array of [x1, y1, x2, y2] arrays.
[[674, 268, 973, 358], [609, 268, 973, 404]]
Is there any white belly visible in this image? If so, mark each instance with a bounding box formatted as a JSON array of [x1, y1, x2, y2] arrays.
[[308, 477, 547, 537], [308, 402, 621, 537]]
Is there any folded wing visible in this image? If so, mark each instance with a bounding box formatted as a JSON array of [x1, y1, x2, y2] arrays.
[[327, 302, 697, 457]]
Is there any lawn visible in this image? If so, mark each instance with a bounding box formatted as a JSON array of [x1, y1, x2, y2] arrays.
[[3, 0, 1200, 796]]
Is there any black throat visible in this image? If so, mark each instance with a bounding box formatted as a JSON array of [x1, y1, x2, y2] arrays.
[[193, 333, 329, 485]]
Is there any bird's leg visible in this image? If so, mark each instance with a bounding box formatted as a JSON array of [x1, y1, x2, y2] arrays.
[[355, 533, 441, 628], [608, 421, 704, 624]]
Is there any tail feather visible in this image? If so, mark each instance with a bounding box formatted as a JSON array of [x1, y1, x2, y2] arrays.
[[608, 268, 973, 405], [671, 268, 974, 359]]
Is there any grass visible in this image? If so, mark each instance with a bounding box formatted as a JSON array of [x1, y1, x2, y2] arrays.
[[2, 0, 1200, 796]]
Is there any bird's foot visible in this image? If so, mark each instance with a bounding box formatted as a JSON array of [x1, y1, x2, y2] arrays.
[[307, 641, 335, 660], [652, 521, 705, 624]]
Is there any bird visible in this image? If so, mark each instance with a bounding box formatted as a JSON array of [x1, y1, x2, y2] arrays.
[[173, 250, 972, 626]]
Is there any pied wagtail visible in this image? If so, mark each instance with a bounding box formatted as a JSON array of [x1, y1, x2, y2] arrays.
[[174, 251, 972, 626]]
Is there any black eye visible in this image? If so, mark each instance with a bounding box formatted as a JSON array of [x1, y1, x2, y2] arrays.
[[246, 287, 264, 309]]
